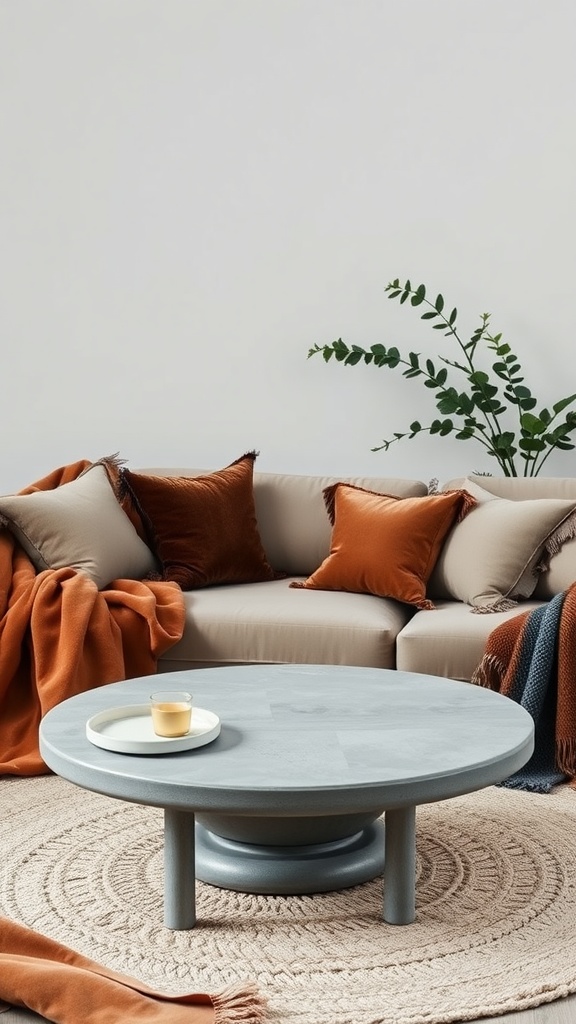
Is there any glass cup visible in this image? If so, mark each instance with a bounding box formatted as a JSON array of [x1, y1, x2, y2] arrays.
[[150, 691, 193, 738]]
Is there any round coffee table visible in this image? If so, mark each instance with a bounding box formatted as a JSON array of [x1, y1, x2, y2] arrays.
[[39, 664, 534, 930]]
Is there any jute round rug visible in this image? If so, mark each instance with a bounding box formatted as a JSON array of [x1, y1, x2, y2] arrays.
[[1, 775, 576, 1024]]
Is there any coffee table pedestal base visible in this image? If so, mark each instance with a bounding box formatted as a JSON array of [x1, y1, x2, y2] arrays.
[[195, 819, 386, 895]]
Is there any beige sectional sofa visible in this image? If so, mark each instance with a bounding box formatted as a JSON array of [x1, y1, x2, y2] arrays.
[[144, 467, 576, 683]]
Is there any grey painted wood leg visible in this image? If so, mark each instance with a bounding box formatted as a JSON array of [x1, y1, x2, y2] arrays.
[[163, 808, 196, 929], [383, 805, 416, 924]]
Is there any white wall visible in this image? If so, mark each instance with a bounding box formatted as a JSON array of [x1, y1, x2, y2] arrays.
[[1, 0, 575, 492]]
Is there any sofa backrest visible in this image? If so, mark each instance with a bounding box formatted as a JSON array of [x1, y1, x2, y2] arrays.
[[252, 470, 428, 575], [138, 467, 428, 576], [444, 474, 576, 600]]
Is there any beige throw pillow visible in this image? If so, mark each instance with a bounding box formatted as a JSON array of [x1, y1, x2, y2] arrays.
[[0, 463, 157, 590], [429, 477, 576, 612]]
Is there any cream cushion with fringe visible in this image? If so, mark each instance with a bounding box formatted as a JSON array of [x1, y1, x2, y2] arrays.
[[429, 477, 576, 612], [447, 473, 576, 601], [0, 462, 157, 590]]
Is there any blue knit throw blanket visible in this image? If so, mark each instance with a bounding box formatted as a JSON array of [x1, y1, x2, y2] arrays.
[[472, 590, 573, 793]]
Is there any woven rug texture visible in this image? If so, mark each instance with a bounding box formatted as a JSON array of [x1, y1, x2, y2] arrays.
[[1, 775, 576, 1024]]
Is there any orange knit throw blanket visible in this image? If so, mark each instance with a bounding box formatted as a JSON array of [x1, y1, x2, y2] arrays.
[[0, 916, 266, 1022], [0, 460, 186, 776], [472, 581, 576, 787]]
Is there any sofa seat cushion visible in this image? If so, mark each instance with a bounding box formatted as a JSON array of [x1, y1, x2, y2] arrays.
[[158, 577, 414, 671], [396, 599, 544, 682]]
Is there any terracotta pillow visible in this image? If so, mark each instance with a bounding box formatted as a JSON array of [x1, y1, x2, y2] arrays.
[[120, 452, 277, 590], [290, 483, 475, 610]]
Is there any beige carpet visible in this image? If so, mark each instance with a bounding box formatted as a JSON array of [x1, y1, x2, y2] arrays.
[[1, 775, 576, 1024]]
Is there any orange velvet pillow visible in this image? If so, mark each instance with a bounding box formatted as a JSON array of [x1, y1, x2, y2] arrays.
[[290, 483, 475, 609], [120, 452, 277, 590]]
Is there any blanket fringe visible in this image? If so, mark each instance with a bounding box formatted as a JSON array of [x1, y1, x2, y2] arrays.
[[471, 652, 507, 689], [212, 981, 267, 1023], [557, 736, 576, 778]]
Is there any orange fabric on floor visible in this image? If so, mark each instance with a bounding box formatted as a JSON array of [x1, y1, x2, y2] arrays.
[[0, 460, 186, 776], [0, 916, 218, 1023]]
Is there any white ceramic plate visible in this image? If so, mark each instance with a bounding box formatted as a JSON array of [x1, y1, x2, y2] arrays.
[[86, 704, 221, 755]]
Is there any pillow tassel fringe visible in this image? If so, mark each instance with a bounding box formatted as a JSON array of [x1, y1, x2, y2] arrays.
[[538, 508, 576, 572], [471, 598, 519, 615], [456, 489, 478, 522], [212, 980, 268, 1023]]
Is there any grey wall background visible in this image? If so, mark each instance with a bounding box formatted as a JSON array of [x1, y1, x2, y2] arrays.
[[1, 0, 575, 492]]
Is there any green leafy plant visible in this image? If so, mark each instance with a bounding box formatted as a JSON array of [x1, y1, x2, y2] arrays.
[[308, 278, 576, 477]]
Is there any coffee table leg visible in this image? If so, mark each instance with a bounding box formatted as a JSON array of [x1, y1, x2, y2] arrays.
[[383, 805, 416, 924], [163, 808, 196, 929]]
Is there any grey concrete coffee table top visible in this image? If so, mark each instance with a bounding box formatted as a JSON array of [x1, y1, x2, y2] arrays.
[[40, 663, 533, 812]]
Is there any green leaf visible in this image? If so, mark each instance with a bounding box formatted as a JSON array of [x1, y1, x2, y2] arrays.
[[435, 294, 444, 313], [449, 307, 457, 325], [437, 391, 460, 413], [409, 421, 422, 432], [493, 432, 516, 450], [411, 284, 426, 306], [458, 393, 474, 415], [521, 412, 546, 434], [469, 370, 490, 385], [344, 351, 363, 365], [439, 419, 453, 436], [519, 438, 546, 452], [519, 396, 537, 411], [492, 362, 509, 379], [426, 359, 435, 376], [420, 311, 437, 320], [553, 394, 576, 415]]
